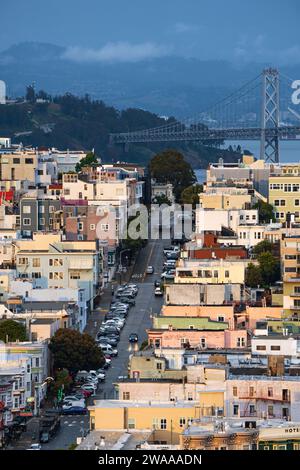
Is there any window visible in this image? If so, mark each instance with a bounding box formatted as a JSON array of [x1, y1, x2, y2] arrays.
[[32, 272, 41, 279], [237, 337, 245, 347], [295, 200, 300, 206], [49, 272, 63, 280], [127, 418, 135, 429], [225, 270, 229, 278], [281, 200, 286, 206], [154, 339, 161, 348], [233, 405, 239, 416], [271, 345, 281, 351], [49, 258, 63, 266], [268, 405, 274, 416], [49, 206, 55, 213], [70, 272, 80, 279], [90, 224, 96, 231], [256, 345, 266, 351], [233, 386, 238, 397], [218, 316, 225, 322], [25, 158, 34, 164], [13, 158, 20, 164], [18, 257, 28, 265], [156, 362, 162, 370], [78, 222, 83, 231], [23, 218, 31, 226], [123, 392, 130, 400], [179, 417, 186, 428], [249, 405, 256, 415], [200, 338, 206, 349], [39, 218, 45, 225], [101, 224, 109, 232], [274, 200, 280, 206], [249, 386, 254, 397], [23, 205, 31, 214], [268, 387, 273, 397], [160, 419, 167, 430], [32, 258, 40, 268]]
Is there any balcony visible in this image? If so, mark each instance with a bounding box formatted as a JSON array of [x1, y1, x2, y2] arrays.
[[239, 393, 290, 403]]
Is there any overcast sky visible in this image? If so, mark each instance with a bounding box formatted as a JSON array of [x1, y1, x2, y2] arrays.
[[2, 0, 300, 64]]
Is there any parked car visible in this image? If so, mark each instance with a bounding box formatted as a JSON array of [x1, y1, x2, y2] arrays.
[[166, 252, 179, 260], [81, 383, 97, 393], [118, 297, 135, 306], [129, 333, 139, 343], [154, 280, 161, 287], [154, 287, 163, 296], [89, 370, 105, 381], [62, 406, 87, 415], [63, 395, 86, 403], [99, 344, 118, 356], [163, 246, 179, 255], [146, 266, 154, 274], [27, 443, 41, 450], [161, 272, 175, 280], [97, 336, 118, 347], [63, 399, 85, 409]]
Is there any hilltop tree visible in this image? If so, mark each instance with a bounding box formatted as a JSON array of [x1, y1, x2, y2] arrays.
[[49, 329, 104, 373], [181, 184, 203, 208], [149, 150, 196, 201], [75, 152, 100, 172], [245, 263, 263, 288], [258, 252, 281, 287], [253, 239, 274, 256], [253, 200, 275, 224], [0, 320, 27, 343]]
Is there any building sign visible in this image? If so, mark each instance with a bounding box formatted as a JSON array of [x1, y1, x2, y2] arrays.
[[260, 426, 300, 439]]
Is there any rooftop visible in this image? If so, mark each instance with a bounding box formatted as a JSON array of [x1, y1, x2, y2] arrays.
[[90, 400, 196, 409]]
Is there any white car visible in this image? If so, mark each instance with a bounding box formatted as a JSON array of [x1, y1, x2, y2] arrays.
[[99, 344, 118, 356], [63, 399, 85, 409], [27, 443, 41, 450], [81, 383, 97, 392], [89, 370, 106, 381], [146, 266, 154, 274], [154, 287, 163, 296], [64, 395, 86, 403]]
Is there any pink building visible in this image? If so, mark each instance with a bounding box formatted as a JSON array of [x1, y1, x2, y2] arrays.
[[147, 328, 248, 350]]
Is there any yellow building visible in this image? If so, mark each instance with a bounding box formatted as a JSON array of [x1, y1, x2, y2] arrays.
[[199, 191, 252, 210], [0, 150, 38, 182], [269, 172, 300, 223], [281, 234, 300, 318], [89, 397, 224, 444], [175, 259, 250, 285]]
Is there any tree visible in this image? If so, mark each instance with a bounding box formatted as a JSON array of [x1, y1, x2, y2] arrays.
[[52, 369, 73, 396], [258, 252, 281, 287], [181, 183, 203, 208], [253, 239, 274, 256], [253, 201, 275, 224], [149, 150, 196, 201], [245, 263, 263, 288], [0, 320, 27, 343], [75, 152, 100, 172], [152, 194, 172, 206], [49, 329, 104, 373]]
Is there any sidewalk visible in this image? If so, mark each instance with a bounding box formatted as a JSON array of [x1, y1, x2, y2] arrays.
[[7, 417, 40, 450], [84, 255, 138, 338]]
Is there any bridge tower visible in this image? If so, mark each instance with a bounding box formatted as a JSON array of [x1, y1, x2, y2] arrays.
[[260, 68, 280, 163]]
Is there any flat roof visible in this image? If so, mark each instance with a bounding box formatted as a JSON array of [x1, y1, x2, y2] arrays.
[[90, 400, 196, 409]]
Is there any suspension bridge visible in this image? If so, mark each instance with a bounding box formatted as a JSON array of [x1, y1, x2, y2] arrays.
[[109, 68, 300, 163]]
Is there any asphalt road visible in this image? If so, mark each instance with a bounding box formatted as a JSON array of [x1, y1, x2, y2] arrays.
[[25, 236, 168, 450], [95, 236, 166, 399]]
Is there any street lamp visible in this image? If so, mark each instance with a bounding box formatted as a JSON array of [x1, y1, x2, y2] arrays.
[[118, 249, 131, 284]]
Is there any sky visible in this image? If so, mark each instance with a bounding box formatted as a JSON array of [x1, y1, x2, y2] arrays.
[[1, 0, 300, 64]]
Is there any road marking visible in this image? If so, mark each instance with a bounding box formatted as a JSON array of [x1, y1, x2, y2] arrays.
[[142, 242, 155, 282]]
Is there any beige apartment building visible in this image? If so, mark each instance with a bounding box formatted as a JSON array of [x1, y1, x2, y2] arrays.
[[0, 150, 38, 182], [15, 233, 100, 310]]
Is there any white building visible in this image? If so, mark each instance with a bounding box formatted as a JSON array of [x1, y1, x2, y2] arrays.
[[251, 336, 300, 357], [196, 208, 258, 235]]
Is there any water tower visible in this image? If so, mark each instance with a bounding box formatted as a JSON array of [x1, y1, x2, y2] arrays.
[[0, 80, 6, 104]]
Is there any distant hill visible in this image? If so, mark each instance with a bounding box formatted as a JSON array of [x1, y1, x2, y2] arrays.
[[1, 41, 299, 119], [0, 91, 241, 168]]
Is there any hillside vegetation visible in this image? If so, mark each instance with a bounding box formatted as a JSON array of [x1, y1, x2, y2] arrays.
[[0, 92, 241, 168]]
